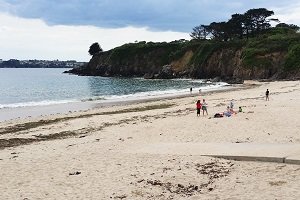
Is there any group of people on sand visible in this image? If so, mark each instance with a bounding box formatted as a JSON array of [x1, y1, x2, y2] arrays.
[[196, 98, 238, 118], [222, 99, 240, 117], [211, 99, 240, 118], [196, 99, 208, 116], [196, 89, 270, 118]]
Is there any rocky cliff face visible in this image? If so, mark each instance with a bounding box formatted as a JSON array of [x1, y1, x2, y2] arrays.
[[72, 46, 176, 77], [198, 49, 288, 79], [233, 52, 286, 79], [191, 49, 243, 79], [67, 40, 300, 80]]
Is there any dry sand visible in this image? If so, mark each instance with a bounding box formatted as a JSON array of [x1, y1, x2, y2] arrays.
[[0, 80, 300, 199]]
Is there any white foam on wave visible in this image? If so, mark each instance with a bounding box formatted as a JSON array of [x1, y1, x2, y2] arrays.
[[0, 99, 79, 109], [102, 82, 230, 101], [189, 80, 205, 83], [0, 82, 230, 109]]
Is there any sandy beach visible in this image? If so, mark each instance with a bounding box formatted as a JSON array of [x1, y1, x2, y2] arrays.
[[1, 80, 300, 199]]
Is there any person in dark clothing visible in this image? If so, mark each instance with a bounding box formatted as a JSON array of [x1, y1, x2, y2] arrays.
[[196, 100, 202, 116], [239, 106, 243, 112], [266, 89, 270, 101]]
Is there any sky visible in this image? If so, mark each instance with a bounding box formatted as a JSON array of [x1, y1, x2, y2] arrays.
[[0, 0, 300, 62]]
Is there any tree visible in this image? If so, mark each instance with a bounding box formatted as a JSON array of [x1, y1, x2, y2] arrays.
[[227, 14, 245, 39], [190, 7, 296, 41], [88, 42, 103, 56], [276, 23, 300, 32], [190, 25, 210, 40], [208, 22, 230, 41], [244, 8, 275, 37]]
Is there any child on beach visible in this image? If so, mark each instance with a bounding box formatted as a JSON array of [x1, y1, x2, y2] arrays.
[[229, 99, 234, 109], [196, 100, 202, 117], [202, 99, 208, 115], [239, 106, 243, 112]]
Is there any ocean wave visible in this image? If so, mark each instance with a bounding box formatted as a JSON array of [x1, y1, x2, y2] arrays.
[[103, 82, 230, 101], [0, 99, 79, 109], [0, 82, 230, 109]]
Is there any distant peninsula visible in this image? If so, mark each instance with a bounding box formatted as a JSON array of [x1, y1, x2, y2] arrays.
[[66, 8, 300, 81], [67, 35, 300, 81], [0, 59, 86, 68]]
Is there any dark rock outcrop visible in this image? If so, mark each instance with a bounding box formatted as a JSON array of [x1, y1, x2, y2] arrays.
[[154, 65, 176, 79], [223, 77, 244, 84]]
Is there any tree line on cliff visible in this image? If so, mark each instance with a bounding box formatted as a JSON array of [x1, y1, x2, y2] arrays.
[[68, 8, 300, 80], [190, 8, 299, 41]]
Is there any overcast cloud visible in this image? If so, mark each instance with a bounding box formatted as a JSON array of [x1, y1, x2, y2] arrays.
[[1, 0, 298, 31], [0, 0, 299, 61]]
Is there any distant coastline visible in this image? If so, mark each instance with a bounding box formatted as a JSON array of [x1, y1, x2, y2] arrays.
[[0, 59, 86, 68]]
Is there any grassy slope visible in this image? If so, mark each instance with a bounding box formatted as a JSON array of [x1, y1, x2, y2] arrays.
[[89, 28, 300, 79]]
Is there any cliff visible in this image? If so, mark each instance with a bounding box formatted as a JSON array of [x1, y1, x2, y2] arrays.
[[67, 28, 300, 80]]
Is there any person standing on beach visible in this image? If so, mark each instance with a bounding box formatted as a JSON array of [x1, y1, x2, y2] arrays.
[[190, 87, 193, 94], [202, 99, 208, 115], [196, 100, 202, 117], [266, 89, 270, 101], [229, 99, 234, 109]]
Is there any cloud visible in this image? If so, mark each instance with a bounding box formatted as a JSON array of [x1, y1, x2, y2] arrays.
[[1, 0, 299, 32], [1, 0, 300, 61], [0, 12, 189, 61], [272, 2, 300, 25]]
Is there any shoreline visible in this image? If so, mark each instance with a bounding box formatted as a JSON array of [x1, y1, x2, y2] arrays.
[[0, 83, 248, 122]]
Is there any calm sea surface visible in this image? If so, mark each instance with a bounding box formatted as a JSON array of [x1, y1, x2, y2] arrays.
[[0, 68, 228, 109]]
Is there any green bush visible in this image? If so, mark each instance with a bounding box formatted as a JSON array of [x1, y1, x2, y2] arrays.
[[285, 44, 300, 70], [241, 34, 300, 68], [190, 42, 220, 66], [242, 44, 274, 68]]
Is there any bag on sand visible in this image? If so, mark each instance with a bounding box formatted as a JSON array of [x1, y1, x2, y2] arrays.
[[214, 113, 223, 118]]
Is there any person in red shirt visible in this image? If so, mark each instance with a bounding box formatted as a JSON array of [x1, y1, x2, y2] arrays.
[[196, 100, 202, 117]]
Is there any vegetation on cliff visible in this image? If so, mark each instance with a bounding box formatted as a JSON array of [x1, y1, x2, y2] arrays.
[[88, 42, 103, 56], [68, 8, 300, 80]]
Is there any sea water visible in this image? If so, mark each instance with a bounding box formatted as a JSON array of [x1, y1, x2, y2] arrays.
[[0, 68, 229, 110]]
